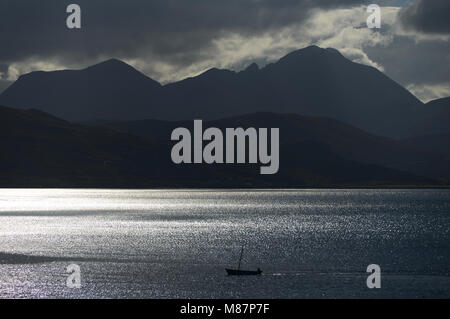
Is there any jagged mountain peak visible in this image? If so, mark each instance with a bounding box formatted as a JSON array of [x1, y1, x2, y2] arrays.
[[0, 46, 433, 137], [85, 58, 135, 71], [276, 45, 348, 66], [243, 62, 259, 73]]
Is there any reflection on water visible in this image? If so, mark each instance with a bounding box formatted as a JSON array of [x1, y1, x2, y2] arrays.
[[0, 189, 449, 298]]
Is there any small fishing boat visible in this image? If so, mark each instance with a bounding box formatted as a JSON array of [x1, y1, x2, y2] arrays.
[[225, 247, 262, 276]]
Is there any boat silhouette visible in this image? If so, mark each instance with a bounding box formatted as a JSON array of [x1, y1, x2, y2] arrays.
[[225, 247, 262, 276]]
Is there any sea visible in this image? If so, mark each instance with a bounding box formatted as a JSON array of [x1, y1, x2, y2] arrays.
[[0, 189, 449, 298]]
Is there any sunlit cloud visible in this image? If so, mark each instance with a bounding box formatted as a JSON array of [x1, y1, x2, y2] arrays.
[[0, 2, 448, 102], [407, 82, 450, 103]]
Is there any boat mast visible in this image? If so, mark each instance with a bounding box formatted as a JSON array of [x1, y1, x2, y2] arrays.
[[237, 246, 244, 271]]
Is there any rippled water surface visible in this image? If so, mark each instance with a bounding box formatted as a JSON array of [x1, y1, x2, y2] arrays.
[[0, 189, 449, 298]]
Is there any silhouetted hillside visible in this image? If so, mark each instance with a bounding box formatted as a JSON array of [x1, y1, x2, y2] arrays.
[[0, 105, 163, 186], [1, 46, 438, 138], [411, 97, 450, 136], [403, 132, 450, 157], [160, 46, 424, 138], [107, 112, 450, 182], [0, 105, 439, 188], [0, 59, 161, 121]]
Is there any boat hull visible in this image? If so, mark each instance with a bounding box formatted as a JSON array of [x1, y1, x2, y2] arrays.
[[226, 268, 262, 276]]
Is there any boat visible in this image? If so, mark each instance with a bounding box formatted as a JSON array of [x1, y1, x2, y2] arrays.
[[225, 247, 262, 276]]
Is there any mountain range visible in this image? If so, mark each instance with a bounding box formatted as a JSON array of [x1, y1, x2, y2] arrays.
[[1, 46, 449, 139], [1, 104, 448, 187], [0, 45, 449, 187]]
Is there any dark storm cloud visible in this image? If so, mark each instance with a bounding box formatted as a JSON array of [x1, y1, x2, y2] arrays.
[[0, 0, 364, 66], [365, 36, 450, 86], [399, 0, 450, 34], [0, 64, 8, 75]]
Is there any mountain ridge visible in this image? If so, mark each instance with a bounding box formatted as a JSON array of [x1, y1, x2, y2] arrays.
[[1, 104, 444, 188], [105, 111, 449, 181], [0, 46, 447, 138]]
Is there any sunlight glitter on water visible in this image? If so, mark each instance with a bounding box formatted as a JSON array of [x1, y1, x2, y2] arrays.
[[0, 189, 449, 298]]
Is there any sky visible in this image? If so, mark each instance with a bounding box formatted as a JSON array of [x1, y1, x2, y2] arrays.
[[0, 0, 449, 102]]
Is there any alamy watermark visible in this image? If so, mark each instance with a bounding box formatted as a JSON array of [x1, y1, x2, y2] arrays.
[[66, 263, 81, 288], [66, 4, 81, 29], [61, 262, 380, 290], [366, 264, 381, 289], [65, 3, 381, 31], [170, 120, 279, 175], [367, 4, 381, 29]]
